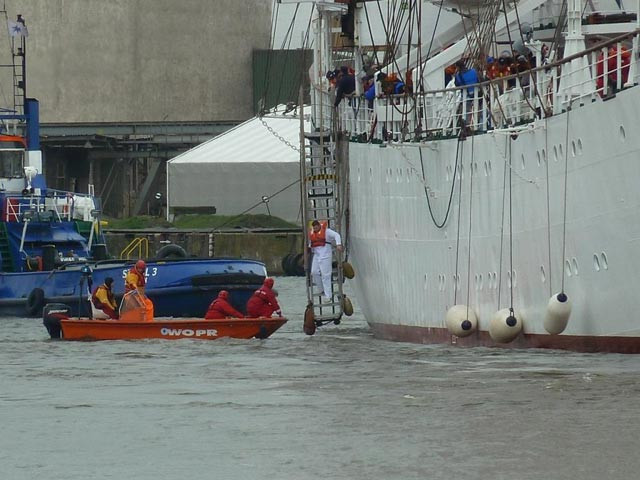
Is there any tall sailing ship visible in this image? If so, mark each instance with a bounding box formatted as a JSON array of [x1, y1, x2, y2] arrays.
[[295, 0, 640, 352]]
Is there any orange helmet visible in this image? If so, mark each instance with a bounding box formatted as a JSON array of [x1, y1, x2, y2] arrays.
[[218, 290, 229, 300], [135, 259, 146, 271]]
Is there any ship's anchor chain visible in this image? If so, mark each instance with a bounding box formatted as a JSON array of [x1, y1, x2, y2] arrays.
[[259, 116, 300, 152]]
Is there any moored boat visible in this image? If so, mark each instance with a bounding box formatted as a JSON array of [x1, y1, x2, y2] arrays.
[[295, 0, 640, 353], [0, 11, 267, 318]]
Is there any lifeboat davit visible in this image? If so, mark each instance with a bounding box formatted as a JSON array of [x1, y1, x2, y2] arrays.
[[445, 305, 478, 337], [544, 293, 572, 334], [489, 308, 523, 343]]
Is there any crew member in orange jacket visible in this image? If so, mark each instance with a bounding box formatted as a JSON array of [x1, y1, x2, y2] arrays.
[[125, 259, 147, 294], [91, 277, 118, 319], [246, 277, 282, 318], [205, 290, 243, 319]]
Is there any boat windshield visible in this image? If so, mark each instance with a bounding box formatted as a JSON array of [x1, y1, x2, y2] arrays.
[[0, 149, 24, 177]]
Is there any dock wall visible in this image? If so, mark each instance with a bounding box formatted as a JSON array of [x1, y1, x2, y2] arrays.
[[104, 229, 305, 275]]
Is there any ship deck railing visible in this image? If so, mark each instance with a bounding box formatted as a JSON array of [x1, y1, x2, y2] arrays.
[[2, 189, 100, 223], [322, 29, 640, 143]]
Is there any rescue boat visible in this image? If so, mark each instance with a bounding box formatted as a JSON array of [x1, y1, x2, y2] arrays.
[[42, 298, 287, 341]]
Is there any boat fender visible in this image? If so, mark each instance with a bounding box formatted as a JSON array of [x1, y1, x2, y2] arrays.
[[42, 303, 71, 339], [155, 244, 188, 260], [489, 308, 523, 343], [342, 295, 354, 316], [293, 253, 305, 276], [342, 261, 355, 279], [281, 253, 293, 275], [543, 293, 572, 335], [25, 287, 46, 317], [445, 305, 478, 338], [303, 304, 316, 335]]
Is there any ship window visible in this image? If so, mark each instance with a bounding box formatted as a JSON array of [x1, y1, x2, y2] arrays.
[[577, 139, 583, 155], [600, 252, 608, 270], [619, 125, 626, 141], [593, 254, 600, 271], [540, 265, 546, 283], [0, 150, 23, 177], [536, 151, 541, 166]]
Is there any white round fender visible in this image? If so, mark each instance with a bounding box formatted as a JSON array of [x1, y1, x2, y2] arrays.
[[445, 305, 478, 337], [489, 308, 523, 343]]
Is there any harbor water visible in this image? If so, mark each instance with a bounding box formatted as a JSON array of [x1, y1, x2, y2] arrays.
[[2, 276, 639, 480]]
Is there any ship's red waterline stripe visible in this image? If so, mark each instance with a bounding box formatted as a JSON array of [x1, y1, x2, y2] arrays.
[[368, 323, 640, 354]]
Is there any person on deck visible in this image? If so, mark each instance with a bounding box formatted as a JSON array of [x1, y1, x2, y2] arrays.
[[246, 277, 282, 318], [125, 259, 147, 294], [334, 66, 356, 107], [205, 290, 243, 319], [91, 276, 118, 319], [309, 220, 343, 302]]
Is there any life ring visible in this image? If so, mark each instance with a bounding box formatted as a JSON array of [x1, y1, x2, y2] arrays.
[[25, 287, 46, 317], [155, 244, 188, 259]]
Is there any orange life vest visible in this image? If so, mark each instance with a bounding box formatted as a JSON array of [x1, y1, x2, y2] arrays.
[[309, 221, 327, 248]]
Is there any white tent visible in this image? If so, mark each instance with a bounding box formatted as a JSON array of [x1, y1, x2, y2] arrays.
[[167, 112, 308, 223]]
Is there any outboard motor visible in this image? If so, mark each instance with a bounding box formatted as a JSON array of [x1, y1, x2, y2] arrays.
[[43, 303, 71, 339]]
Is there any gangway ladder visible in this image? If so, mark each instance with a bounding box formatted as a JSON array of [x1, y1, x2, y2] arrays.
[[301, 127, 346, 329]]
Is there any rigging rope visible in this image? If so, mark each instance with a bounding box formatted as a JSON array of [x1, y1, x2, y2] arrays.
[[560, 101, 571, 294]]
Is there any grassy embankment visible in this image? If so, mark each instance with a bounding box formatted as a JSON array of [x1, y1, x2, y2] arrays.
[[103, 214, 299, 230]]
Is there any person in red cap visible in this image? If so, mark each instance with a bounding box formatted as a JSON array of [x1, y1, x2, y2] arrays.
[[205, 290, 243, 319], [125, 259, 147, 294], [246, 277, 282, 318]]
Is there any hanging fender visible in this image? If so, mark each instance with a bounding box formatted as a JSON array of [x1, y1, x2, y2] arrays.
[[544, 293, 572, 335], [445, 305, 477, 338]]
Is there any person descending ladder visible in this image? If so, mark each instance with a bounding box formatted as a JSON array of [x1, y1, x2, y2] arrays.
[[300, 126, 353, 335]]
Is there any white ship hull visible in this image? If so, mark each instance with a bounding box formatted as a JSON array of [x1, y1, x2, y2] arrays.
[[347, 86, 640, 352]]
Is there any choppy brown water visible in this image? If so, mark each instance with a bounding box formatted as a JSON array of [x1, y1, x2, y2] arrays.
[[1, 276, 639, 480]]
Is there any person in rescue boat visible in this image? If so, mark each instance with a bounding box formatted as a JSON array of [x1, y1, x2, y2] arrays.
[[309, 220, 343, 302], [246, 277, 282, 318], [125, 259, 147, 295], [205, 290, 243, 319], [91, 276, 118, 319]]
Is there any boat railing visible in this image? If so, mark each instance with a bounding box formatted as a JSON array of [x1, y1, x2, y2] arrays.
[[326, 29, 640, 142], [2, 189, 99, 223]]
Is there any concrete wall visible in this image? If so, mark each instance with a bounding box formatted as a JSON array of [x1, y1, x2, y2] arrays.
[[19, 0, 272, 123], [104, 230, 305, 275]]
